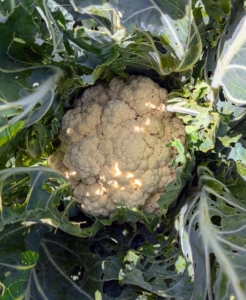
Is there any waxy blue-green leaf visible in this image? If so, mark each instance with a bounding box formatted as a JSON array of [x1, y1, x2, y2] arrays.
[[0, 167, 79, 235], [206, 6, 246, 108], [0, 224, 96, 300], [70, 0, 202, 74], [178, 166, 246, 300], [0, 66, 64, 147]]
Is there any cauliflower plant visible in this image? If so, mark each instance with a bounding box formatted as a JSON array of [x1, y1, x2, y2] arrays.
[[49, 76, 186, 216]]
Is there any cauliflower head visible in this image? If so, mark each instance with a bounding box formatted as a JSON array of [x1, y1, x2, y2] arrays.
[[49, 76, 186, 217]]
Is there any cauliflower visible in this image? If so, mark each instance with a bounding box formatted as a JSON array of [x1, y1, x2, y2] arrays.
[[48, 76, 186, 216]]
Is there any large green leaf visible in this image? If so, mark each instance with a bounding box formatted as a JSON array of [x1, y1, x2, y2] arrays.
[[178, 166, 246, 300], [0, 167, 85, 236], [0, 217, 192, 299], [0, 222, 104, 299], [0, 224, 44, 300], [206, 5, 246, 107], [0, 2, 65, 147], [68, 0, 202, 75], [0, 67, 63, 142]]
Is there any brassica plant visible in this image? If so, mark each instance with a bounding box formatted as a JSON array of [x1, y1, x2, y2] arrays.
[[1, 0, 246, 299]]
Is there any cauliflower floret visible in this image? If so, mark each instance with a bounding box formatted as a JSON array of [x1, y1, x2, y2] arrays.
[[118, 76, 168, 115], [49, 76, 186, 217], [144, 193, 161, 214], [76, 84, 109, 106], [48, 150, 79, 188], [59, 103, 103, 146], [63, 135, 105, 183]]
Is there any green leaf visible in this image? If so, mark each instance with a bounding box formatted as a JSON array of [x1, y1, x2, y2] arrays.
[[0, 166, 108, 238], [95, 206, 158, 233], [70, 0, 202, 75], [0, 121, 24, 148], [186, 111, 221, 152], [218, 134, 242, 147], [158, 139, 194, 214], [0, 223, 40, 299], [80, 47, 126, 84], [1, 220, 184, 299], [0, 66, 64, 135], [158, 168, 192, 215], [0, 250, 39, 299], [166, 80, 221, 152], [0, 129, 27, 170], [0, 223, 96, 299], [193, 0, 230, 23], [119, 241, 193, 299], [178, 166, 246, 300], [206, 7, 246, 107]]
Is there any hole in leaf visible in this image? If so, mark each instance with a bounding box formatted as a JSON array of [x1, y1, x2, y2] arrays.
[[130, 234, 145, 250], [155, 255, 164, 261], [103, 280, 123, 298], [225, 202, 235, 208], [172, 242, 179, 249], [148, 276, 157, 283], [232, 249, 238, 253], [90, 238, 118, 258], [71, 266, 84, 282], [101, 273, 104, 280], [210, 194, 217, 202], [192, 205, 197, 214], [57, 201, 65, 212], [166, 264, 175, 271], [195, 223, 199, 230], [73, 20, 82, 28], [225, 29, 228, 35], [210, 215, 222, 227], [140, 258, 153, 269], [209, 253, 216, 266], [207, 70, 213, 78], [164, 230, 170, 236], [153, 37, 167, 54], [164, 278, 172, 288]]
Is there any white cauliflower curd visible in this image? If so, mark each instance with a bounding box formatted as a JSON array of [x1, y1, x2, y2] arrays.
[[48, 76, 186, 216]]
